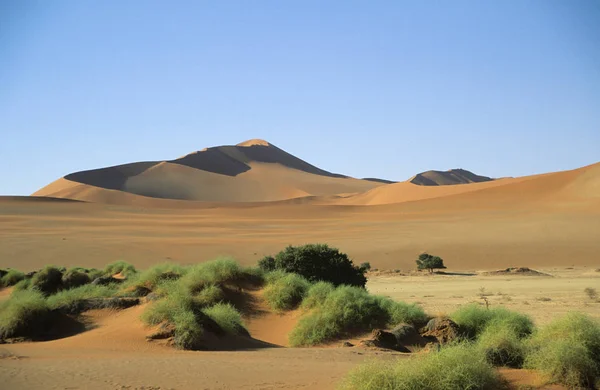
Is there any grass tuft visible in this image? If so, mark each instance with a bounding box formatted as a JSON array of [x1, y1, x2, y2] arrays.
[[301, 281, 335, 310], [524, 312, 600, 388], [0, 290, 50, 339], [203, 303, 246, 335], [46, 284, 118, 310], [451, 304, 533, 338], [263, 273, 310, 311], [1, 269, 25, 287], [290, 286, 425, 346], [341, 342, 502, 390], [104, 261, 137, 278]]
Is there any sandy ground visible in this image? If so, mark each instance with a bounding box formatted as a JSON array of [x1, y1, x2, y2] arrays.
[[1, 154, 598, 389], [1, 270, 590, 389]]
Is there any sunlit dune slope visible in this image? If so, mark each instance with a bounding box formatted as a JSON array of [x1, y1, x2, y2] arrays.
[[33, 139, 384, 203], [339, 162, 600, 206]]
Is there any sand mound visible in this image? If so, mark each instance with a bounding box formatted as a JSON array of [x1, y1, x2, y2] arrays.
[[410, 169, 493, 186], [34, 140, 384, 204], [482, 267, 552, 277]]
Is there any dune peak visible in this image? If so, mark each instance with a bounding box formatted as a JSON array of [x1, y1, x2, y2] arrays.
[[236, 139, 272, 147]]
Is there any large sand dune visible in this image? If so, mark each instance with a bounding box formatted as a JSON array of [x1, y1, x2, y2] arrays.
[[34, 139, 383, 203]]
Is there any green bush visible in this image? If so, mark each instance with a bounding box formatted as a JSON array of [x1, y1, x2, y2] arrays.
[[290, 286, 425, 346], [46, 284, 118, 310], [131, 262, 187, 290], [258, 244, 367, 287], [104, 261, 137, 278], [179, 257, 244, 293], [376, 297, 428, 325], [301, 281, 335, 310], [476, 321, 526, 368], [62, 268, 91, 289], [263, 273, 310, 311], [341, 342, 502, 390], [416, 253, 446, 273], [195, 284, 225, 307], [1, 269, 25, 287], [525, 313, 600, 388], [451, 304, 533, 338], [203, 303, 246, 335], [0, 290, 50, 339], [30, 266, 64, 295], [12, 278, 31, 292]]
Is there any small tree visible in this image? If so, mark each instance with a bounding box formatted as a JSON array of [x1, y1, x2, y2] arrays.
[[416, 253, 446, 273]]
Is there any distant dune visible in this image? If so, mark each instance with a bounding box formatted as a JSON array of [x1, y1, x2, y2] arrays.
[[409, 168, 493, 186], [34, 139, 385, 203]]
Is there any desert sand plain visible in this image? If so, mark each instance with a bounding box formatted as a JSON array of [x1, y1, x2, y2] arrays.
[[0, 140, 599, 389]]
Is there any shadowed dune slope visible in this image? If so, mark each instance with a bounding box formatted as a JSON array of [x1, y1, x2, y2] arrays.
[[410, 168, 493, 186], [34, 139, 384, 203]]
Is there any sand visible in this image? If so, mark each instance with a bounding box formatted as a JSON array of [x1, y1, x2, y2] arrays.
[[1, 270, 591, 389], [1, 142, 598, 389]]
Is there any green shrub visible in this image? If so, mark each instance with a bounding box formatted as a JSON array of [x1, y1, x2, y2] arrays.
[[62, 268, 91, 289], [290, 286, 387, 346], [46, 284, 117, 310], [195, 284, 225, 307], [416, 253, 446, 273], [258, 256, 276, 271], [30, 266, 64, 295], [376, 297, 428, 325], [341, 342, 501, 390], [525, 313, 600, 388], [0, 290, 50, 339], [131, 262, 187, 290], [259, 244, 367, 287], [451, 304, 533, 338], [12, 278, 31, 292], [104, 261, 137, 278], [301, 281, 335, 310], [263, 273, 310, 311], [171, 309, 204, 349], [290, 286, 427, 347], [476, 321, 526, 368], [203, 303, 246, 335], [179, 257, 243, 292], [1, 269, 25, 287]]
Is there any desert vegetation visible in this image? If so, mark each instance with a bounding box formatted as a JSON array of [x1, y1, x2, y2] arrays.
[[258, 244, 367, 287], [2, 252, 600, 389], [416, 253, 446, 273]]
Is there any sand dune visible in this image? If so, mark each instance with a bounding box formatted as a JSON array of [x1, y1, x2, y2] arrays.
[[410, 168, 493, 186], [34, 139, 384, 203]]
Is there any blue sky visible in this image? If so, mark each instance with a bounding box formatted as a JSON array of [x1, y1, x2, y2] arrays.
[[1, 0, 599, 195]]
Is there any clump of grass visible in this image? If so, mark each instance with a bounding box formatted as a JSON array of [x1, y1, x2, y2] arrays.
[[476, 321, 526, 368], [301, 281, 335, 310], [1, 269, 25, 287], [451, 304, 533, 338], [61, 268, 91, 289], [584, 287, 598, 301], [524, 312, 600, 388], [341, 342, 502, 390], [130, 262, 187, 291], [0, 290, 50, 339], [376, 297, 428, 325], [46, 284, 118, 310], [195, 284, 225, 307], [289, 286, 426, 346], [203, 303, 246, 335], [263, 273, 310, 311], [104, 261, 137, 278], [30, 266, 64, 295], [179, 257, 244, 293], [12, 278, 31, 292]]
